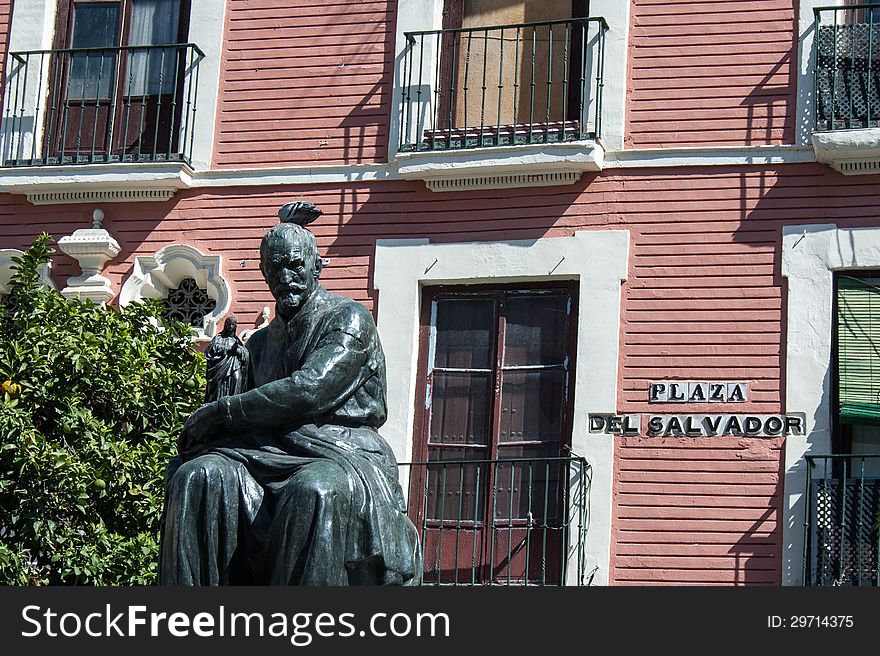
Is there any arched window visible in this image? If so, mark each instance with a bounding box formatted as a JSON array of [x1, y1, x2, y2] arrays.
[[119, 243, 230, 339]]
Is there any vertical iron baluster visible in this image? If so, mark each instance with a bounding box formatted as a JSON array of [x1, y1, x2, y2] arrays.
[[416, 34, 425, 149], [180, 47, 194, 160], [513, 27, 520, 142], [562, 22, 569, 141], [137, 47, 150, 161], [4, 55, 20, 163], [496, 28, 504, 146], [29, 52, 46, 163], [436, 464, 447, 583], [479, 28, 488, 146], [454, 463, 464, 585], [869, 13, 875, 127], [856, 457, 865, 586], [463, 30, 472, 148], [90, 50, 107, 162], [15, 53, 31, 162], [122, 47, 135, 161], [400, 36, 410, 151], [106, 47, 120, 161], [849, 17, 856, 128], [471, 463, 481, 586], [541, 461, 550, 585], [187, 49, 200, 162], [579, 21, 586, 138], [403, 35, 419, 149], [832, 9, 839, 129], [59, 51, 74, 165], [506, 463, 514, 585], [803, 458, 812, 585], [448, 32, 458, 149], [525, 460, 533, 584], [431, 33, 440, 149], [529, 26, 536, 143], [421, 465, 431, 584], [838, 457, 848, 584], [596, 21, 606, 139], [546, 23, 552, 142], [74, 51, 90, 161], [152, 46, 169, 160], [559, 459, 569, 586], [166, 46, 181, 160]]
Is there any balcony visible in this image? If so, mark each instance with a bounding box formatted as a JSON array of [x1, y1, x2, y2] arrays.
[[396, 17, 608, 191], [400, 456, 591, 586], [0, 43, 203, 203], [812, 5, 880, 173], [804, 455, 880, 586]]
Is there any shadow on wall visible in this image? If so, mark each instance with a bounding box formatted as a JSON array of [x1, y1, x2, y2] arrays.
[[322, 174, 600, 312]]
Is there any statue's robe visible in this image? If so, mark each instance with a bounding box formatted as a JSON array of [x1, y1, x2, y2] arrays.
[[159, 286, 422, 585]]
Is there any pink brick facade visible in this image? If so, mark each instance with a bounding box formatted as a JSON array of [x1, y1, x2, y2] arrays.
[[1, 0, 875, 586]]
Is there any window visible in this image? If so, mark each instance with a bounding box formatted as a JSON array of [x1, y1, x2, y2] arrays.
[[48, 0, 191, 161], [400, 0, 605, 151], [834, 273, 880, 452], [162, 277, 217, 328], [410, 284, 578, 584]]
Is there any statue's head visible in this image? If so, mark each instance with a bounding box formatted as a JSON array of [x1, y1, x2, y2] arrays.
[[221, 316, 237, 336], [260, 202, 324, 320]]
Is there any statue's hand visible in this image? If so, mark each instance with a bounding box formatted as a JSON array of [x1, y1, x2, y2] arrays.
[[178, 401, 225, 459]]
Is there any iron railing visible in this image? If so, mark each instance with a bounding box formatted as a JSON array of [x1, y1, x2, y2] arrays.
[[814, 5, 880, 131], [399, 17, 608, 152], [804, 454, 880, 585], [2, 43, 203, 166], [399, 456, 591, 586]]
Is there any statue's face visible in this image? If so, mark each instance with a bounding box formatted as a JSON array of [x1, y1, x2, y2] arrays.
[[261, 232, 319, 319]]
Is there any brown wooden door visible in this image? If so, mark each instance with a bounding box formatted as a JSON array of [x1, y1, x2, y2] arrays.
[[49, 0, 188, 162], [410, 286, 577, 585]]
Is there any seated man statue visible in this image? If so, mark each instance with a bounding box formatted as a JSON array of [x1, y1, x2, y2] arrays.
[[159, 201, 422, 586]]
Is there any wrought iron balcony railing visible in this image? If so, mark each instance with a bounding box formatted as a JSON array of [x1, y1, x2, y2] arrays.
[[804, 454, 880, 586], [2, 43, 203, 167], [398, 17, 608, 152], [814, 5, 880, 131], [399, 456, 591, 586]]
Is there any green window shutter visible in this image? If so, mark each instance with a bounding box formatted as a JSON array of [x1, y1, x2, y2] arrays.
[[838, 276, 880, 425]]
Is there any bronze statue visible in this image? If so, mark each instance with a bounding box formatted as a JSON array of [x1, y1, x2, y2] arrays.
[[158, 201, 422, 586], [204, 316, 249, 402]]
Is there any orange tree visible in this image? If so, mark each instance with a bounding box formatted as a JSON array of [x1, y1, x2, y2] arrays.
[[0, 235, 205, 584]]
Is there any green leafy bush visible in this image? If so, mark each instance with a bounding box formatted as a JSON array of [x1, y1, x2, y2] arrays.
[[0, 234, 205, 584]]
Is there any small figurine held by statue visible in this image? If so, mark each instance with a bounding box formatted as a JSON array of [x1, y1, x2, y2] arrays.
[[204, 316, 249, 403]]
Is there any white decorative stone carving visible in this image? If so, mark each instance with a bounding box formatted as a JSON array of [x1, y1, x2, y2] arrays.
[[0, 248, 55, 295], [57, 209, 121, 304], [119, 243, 230, 340], [241, 306, 271, 343]]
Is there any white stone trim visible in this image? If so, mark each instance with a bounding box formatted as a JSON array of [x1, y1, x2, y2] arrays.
[[0, 0, 225, 171], [0, 247, 55, 294], [373, 230, 631, 585], [119, 243, 230, 340], [781, 222, 880, 585], [0, 161, 194, 204], [397, 140, 604, 190], [812, 128, 880, 174], [389, 0, 628, 158]]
